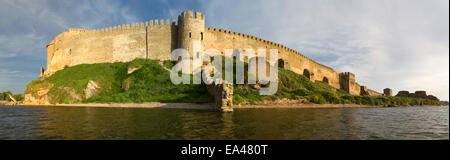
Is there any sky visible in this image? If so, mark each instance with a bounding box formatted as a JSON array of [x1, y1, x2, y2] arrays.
[[0, 0, 448, 101]]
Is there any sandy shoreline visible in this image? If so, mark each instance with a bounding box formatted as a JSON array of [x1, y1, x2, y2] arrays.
[[8, 102, 442, 110], [234, 103, 383, 109], [21, 102, 218, 110]]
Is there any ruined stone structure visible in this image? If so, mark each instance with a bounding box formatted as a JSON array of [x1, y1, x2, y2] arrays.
[[205, 80, 233, 112], [383, 88, 393, 96], [44, 10, 382, 96], [360, 86, 382, 97], [396, 91, 440, 101]]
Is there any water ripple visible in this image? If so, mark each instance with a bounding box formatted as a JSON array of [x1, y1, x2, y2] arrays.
[[0, 105, 448, 140]]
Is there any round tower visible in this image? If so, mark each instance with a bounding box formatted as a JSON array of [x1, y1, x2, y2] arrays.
[[178, 10, 205, 57]]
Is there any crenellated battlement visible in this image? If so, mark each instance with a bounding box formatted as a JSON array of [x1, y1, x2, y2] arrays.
[[69, 28, 94, 33], [179, 10, 204, 20], [205, 26, 335, 71], [72, 18, 179, 36], [341, 72, 355, 77]]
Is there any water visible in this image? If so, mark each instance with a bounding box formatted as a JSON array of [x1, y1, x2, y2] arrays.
[[0, 105, 448, 140]]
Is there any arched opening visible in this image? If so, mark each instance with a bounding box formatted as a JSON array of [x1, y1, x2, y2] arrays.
[[303, 69, 311, 79], [277, 59, 285, 69], [323, 77, 329, 84], [189, 32, 191, 38], [201, 32, 203, 40]]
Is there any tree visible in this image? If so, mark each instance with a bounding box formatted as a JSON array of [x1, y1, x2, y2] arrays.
[[13, 94, 24, 101], [2, 91, 13, 101], [13, 94, 24, 102], [0, 92, 4, 101]]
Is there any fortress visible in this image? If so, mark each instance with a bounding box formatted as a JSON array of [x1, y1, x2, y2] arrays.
[[44, 10, 383, 96]]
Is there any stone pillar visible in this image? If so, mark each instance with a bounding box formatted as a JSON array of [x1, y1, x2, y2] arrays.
[[220, 82, 233, 112], [339, 72, 359, 95], [205, 80, 233, 112], [40, 67, 45, 77]]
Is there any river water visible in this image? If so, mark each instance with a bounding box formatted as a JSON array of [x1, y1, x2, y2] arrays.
[[0, 105, 448, 140]]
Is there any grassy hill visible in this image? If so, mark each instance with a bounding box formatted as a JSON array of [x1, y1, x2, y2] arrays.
[[25, 58, 443, 106], [25, 59, 213, 104], [234, 68, 443, 106]]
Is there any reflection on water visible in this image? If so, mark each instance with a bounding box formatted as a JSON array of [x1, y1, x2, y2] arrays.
[[0, 105, 448, 140]]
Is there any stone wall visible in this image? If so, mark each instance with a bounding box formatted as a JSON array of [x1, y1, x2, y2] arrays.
[[203, 27, 342, 90], [46, 20, 176, 74], [360, 86, 382, 96]]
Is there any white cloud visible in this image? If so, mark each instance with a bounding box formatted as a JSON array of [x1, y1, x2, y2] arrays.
[[0, 69, 20, 74], [0, 0, 138, 94], [201, 0, 449, 100]]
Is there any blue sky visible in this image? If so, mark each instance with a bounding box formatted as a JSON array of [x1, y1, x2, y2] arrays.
[[0, 0, 448, 100]]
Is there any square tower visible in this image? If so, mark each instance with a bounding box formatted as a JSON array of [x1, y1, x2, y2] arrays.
[[383, 88, 392, 96], [339, 72, 360, 95]]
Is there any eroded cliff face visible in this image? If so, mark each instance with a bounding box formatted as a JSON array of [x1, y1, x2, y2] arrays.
[[24, 81, 53, 105], [24, 76, 100, 105]]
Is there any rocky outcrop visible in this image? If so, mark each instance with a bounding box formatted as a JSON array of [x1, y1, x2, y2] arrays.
[[24, 82, 54, 105], [122, 78, 131, 91], [84, 80, 101, 99], [24, 94, 51, 105], [127, 65, 142, 74]]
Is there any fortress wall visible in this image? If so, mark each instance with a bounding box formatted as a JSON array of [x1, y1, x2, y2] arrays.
[[47, 28, 145, 73], [147, 19, 177, 61], [46, 20, 177, 74], [203, 27, 341, 89], [367, 89, 382, 96], [42, 10, 383, 97]]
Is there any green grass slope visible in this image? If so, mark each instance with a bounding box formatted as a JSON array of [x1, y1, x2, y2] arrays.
[[25, 59, 213, 104]]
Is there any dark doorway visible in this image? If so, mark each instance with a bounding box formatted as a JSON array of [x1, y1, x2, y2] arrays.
[[303, 69, 310, 79], [277, 59, 285, 69], [323, 77, 329, 84]]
